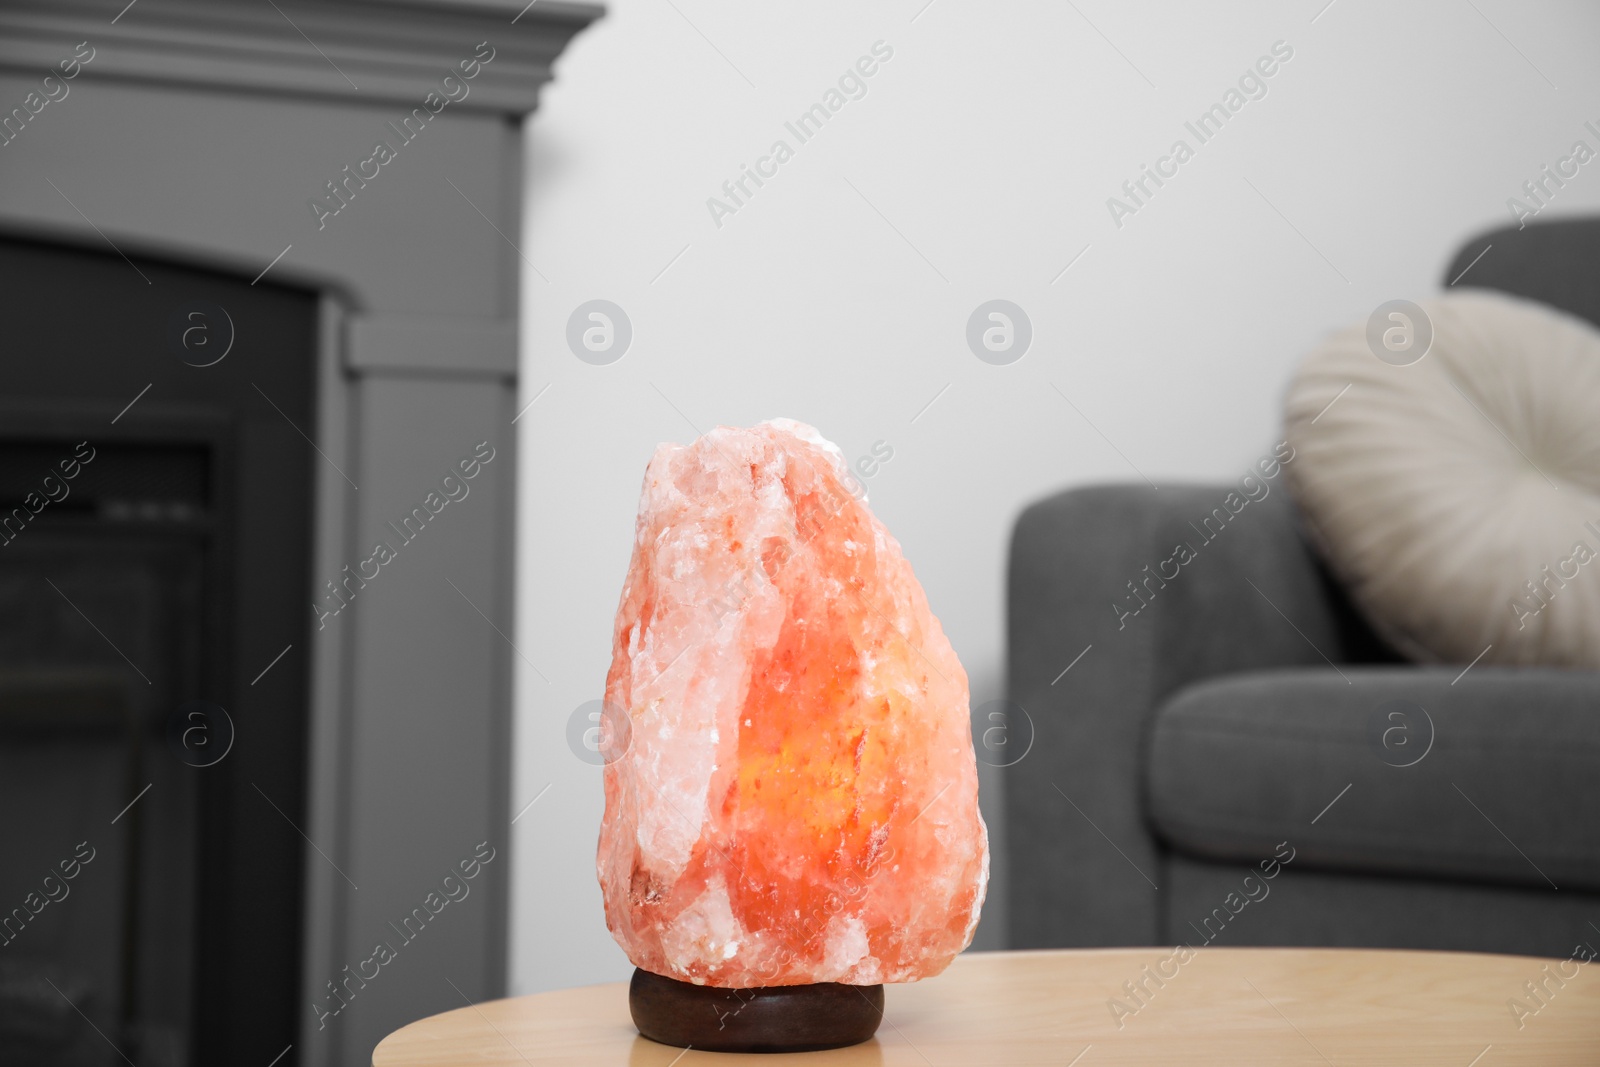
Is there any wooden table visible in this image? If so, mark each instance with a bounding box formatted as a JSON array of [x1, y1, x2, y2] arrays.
[[373, 947, 1600, 1065]]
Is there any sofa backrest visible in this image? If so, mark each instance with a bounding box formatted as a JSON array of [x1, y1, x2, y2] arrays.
[[1443, 217, 1600, 328]]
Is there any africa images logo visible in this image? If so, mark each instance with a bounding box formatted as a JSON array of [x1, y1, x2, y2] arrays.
[[1104, 40, 1294, 229], [704, 41, 894, 229]]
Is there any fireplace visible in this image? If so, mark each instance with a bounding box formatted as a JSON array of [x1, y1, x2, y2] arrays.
[[0, 236, 319, 1065], [0, 2, 600, 1065]]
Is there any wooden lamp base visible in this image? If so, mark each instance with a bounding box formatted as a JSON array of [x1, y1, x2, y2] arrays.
[[628, 968, 884, 1053]]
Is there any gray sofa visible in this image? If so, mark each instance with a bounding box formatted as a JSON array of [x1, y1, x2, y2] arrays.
[[1004, 220, 1600, 958]]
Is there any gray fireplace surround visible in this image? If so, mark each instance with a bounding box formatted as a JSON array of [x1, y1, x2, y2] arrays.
[[0, 1, 600, 1064]]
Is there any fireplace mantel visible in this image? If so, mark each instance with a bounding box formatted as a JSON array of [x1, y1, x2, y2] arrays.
[[0, 0, 598, 114], [0, 2, 599, 1064]]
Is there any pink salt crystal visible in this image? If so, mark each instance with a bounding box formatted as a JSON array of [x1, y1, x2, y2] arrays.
[[597, 418, 988, 988]]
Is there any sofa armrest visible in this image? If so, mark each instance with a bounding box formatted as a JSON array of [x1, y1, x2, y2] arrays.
[[1004, 479, 1378, 948]]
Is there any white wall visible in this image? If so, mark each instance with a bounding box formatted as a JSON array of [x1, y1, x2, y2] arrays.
[[510, 0, 1600, 994]]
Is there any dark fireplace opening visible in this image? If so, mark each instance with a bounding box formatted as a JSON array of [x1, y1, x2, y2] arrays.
[[0, 236, 319, 1066]]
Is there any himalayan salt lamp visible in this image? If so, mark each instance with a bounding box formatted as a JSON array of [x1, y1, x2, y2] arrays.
[[597, 418, 988, 1052]]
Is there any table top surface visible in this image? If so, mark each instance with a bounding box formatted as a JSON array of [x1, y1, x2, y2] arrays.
[[372, 947, 1600, 1065]]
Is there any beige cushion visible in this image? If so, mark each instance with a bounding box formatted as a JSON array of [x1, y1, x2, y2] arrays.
[[1283, 289, 1600, 668]]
